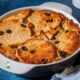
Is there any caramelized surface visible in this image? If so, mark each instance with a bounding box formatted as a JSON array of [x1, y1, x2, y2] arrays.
[[0, 9, 79, 64]]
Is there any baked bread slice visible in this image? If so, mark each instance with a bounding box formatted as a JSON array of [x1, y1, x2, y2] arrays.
[[0, 45, 18, 60], [2, 9, 32, 23], [0, 20, 32, 45], [27, 10, 61, 33], [49, 30, 80, 54], [16, 39, 55, 64], [59, 13, 80, 34], [62, 19, 80, 33]]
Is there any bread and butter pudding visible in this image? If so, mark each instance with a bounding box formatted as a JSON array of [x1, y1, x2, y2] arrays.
[[0, 9, 79, 64]]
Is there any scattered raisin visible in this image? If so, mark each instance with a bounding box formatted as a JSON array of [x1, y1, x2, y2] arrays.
[[30, 50, 35, 54], [0, 31, 4, 35], [41, 58, 48, 64], [65, 30, 69, 33], [22, 46, 28, 51], [46, 19, 53, 23], [45, 12, 50, 16], [21, 24, 27, 28], [6, 30, 12, 34], [55, 41, 60, 44], [60, 51, 66, 57]]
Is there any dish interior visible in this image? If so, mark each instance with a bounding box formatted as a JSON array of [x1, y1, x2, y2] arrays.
[[0, 7, 80, 64]]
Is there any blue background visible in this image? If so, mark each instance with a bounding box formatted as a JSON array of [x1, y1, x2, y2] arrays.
[[0, 0, 80, 80]]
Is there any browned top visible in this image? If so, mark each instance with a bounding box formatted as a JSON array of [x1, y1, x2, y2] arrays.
[[16, 39, 55, 64], [0, 9, 79, 64], [0, 20, 31, 45]]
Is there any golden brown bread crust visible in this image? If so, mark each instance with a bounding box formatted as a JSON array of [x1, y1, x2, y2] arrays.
[[59, 13, 80, 33], [27, 10, 61, 33], [0, 45, 18, 60], [49, 30, 79, 54], [0, 20, 32, 45], [0, 9, 79, 64], [16, 39, 55, 64], [62, 19, 80, 33], [3, 9, 32, 23]]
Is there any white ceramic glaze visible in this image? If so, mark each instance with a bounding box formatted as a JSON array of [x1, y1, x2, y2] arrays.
[[0, 2, 80, 75], [40, 2, 72, 15]]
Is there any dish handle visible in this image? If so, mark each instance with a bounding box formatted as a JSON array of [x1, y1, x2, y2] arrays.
[[0, 54, 36, 74], [40, 2, 72, 15]]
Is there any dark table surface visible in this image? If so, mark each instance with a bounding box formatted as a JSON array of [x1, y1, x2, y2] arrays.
[[0, 0, 80, 80]]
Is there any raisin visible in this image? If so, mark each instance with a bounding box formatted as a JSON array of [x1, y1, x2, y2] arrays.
[[6, 30, 12, 34], [45, 12, 50, 16], [22, 46, 28, 51], [65, 30, 69, 33], [0, 31, 4, 35], [41, 58, 48, 64], [60, 51, 66, 57], [21, 24, 27, 28], [46, 19, 53, 23], [30, 50, 35, 54], [55, 41, 60, 44]]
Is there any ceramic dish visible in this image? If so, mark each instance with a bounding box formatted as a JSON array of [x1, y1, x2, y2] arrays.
[[0, 2, 80, 78]]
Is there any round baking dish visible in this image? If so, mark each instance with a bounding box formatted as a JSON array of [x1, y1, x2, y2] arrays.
[[0, 2, 80, 78]]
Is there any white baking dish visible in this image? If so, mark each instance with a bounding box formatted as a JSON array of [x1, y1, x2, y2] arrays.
[[0, 2, 80, 78]]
